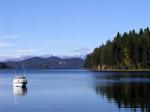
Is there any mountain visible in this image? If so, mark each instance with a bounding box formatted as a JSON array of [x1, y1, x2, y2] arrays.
[[0, 62, 10, 69], [5, 56, 84, 69], [0, 54, 87, 62]]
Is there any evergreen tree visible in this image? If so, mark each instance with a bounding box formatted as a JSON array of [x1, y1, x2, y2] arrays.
[[84, 27, 150, 70], [122, 47, 132, 68]]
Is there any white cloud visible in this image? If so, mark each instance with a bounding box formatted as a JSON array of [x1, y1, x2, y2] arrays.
[[47, 40, 79, 44], [72, 47, 92, 55], [0, 42, 14, 47], [0, 49, 38, 57], [0, 35, 22, 39], [12, 49, 38, 53]]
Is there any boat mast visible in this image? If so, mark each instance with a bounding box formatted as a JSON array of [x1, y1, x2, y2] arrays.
[[14, 65, 17, 75], [23, 62, 25, 76]]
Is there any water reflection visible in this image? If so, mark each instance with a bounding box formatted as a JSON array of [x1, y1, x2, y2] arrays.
[[13, 86, 28, 96], [94, 73, 150, 112]]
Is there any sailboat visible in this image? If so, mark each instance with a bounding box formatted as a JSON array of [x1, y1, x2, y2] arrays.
[[13, 64, 28, 87]]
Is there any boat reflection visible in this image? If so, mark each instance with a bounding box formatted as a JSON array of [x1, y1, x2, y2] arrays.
[[13, 86, 28, 96]]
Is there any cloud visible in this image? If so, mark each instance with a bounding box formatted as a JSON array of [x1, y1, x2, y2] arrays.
[[0, 34, 22, 39], [0, 49, 38, 57], [47, 40, 79, 44], [11, 49, 38, 53], [0, 42, 14, 47], [73, 47, 91, 54]]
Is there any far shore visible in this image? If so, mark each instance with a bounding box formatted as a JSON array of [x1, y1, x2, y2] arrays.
[[89, 69, 150, 72], [1, 68, 150, 72]]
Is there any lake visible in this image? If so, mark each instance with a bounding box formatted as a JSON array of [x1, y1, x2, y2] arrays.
[[0, 70, 149, 112]]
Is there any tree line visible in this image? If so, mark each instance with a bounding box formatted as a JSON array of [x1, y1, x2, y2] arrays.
[[84, 27, 150, 70]]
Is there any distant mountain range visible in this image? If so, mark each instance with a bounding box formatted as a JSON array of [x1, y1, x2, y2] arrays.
[[0, 56, 85, 70], [0, 55, 86, 62]]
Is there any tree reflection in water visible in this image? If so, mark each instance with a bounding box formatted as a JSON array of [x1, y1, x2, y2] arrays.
[[94, 73, 150, 112]]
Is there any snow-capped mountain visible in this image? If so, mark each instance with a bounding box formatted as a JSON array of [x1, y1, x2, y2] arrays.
[[0, 54, 87, 62]]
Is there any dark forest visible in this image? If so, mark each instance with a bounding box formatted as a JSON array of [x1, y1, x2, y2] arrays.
[[85, 27, 150, 71]]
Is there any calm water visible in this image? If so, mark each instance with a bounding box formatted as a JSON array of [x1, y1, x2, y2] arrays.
[[0, 70, 150, 112]]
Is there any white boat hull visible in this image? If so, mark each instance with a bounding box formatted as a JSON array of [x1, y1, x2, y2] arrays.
[[13, 82, 27, 87], [13, 76, 27, 87]]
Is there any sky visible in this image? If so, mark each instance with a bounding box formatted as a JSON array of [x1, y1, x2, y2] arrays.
[[0, 0, 150, 57]]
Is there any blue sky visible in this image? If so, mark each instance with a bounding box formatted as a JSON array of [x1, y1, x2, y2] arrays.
[[0, 0, 150, 57]]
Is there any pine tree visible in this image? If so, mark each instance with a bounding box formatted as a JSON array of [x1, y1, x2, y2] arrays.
[[84, 27, 150, 70], [122, 47, 132, 68]]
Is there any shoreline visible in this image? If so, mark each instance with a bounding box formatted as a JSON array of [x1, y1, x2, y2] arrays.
[[1, 68, 150, 72], [88, 69, 150, 72]]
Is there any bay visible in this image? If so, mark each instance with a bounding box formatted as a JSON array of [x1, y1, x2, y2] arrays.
[[0, 70, 149, 112]]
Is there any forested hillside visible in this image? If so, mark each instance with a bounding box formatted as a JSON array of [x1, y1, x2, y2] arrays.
[[85, 27, 150, 71], [6, 56, 84, 69]]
